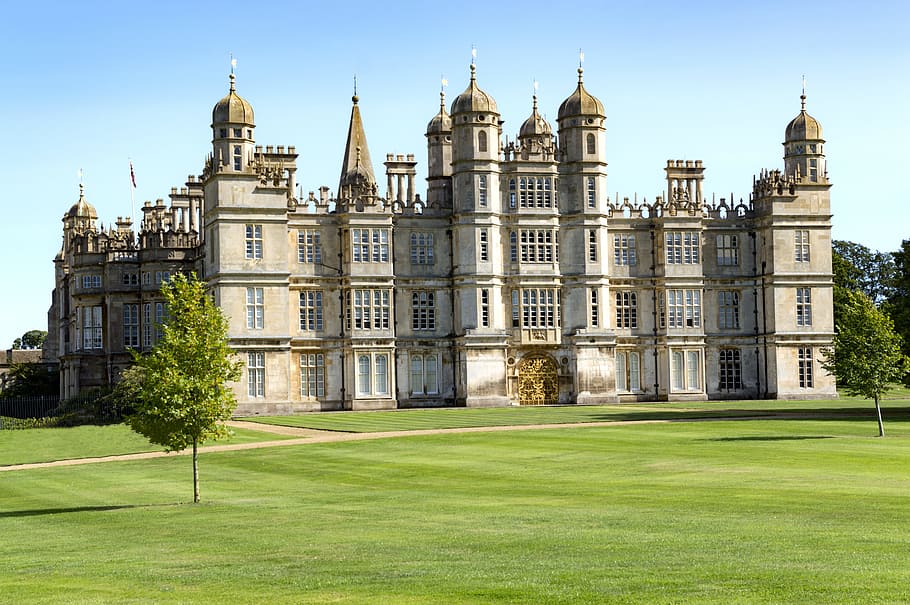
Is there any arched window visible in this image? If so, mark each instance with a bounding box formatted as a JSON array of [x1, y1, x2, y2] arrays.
[[375, 355, 388, 394], [478, 130, 488, 153], [358, 355, 371, 395], [586, 133, 596, 155]]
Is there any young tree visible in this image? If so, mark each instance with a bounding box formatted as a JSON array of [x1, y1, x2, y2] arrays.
[[822, 290, 910, 437], [120, 273, 242, 502]]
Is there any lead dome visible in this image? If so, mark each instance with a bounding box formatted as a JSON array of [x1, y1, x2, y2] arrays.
[[785, 94, 823, 142], [451, 64, 498, 115], [212, 73, 255, 126], [558, 67, 604, 120]]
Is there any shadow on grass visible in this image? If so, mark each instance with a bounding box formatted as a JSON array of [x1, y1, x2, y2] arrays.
[[708, 435, 835, 442], [581, 407, 910, 424], [0, 505, 144, 518]]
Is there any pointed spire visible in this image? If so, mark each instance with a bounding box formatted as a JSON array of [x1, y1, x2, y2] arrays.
[[338, 92, 375, 196]]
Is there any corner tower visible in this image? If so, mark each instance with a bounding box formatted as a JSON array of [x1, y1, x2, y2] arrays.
[[783, 92, 827, 185], [425, 88, 453, 207]]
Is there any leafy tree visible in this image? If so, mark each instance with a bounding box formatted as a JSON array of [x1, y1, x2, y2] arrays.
[[832, 240, 895, 304], [822, 290, 910, 437], [884, 239, 910, 382], [119, 273, 242, 502], [11, 330, 47, 350], [0, 362, 58, 397]]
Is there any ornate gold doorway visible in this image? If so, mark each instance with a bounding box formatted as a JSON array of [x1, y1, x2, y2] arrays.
[[517, 354, 559, 406]]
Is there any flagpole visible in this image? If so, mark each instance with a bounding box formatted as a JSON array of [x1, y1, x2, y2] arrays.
[[129, 159, 136, 233]]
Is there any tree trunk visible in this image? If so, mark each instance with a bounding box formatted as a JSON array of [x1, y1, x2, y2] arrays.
[[193, 439, 200, 503], [874, 395, 885, 438]]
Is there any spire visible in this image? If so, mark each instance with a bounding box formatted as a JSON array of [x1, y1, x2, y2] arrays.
[[338, 92, 376, 197]]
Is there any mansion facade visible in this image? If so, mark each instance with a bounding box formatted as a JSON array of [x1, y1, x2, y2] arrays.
[[48, 63, 836, 414]]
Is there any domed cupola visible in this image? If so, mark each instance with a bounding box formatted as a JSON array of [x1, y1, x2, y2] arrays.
[[63, 183, 98, 233], [519, 93, 552, 138], [785, 93, 823, 143], [212, 72, 255, 127], [783, 91, 828, 184], [427, 90, 453, 135], [451, 64, 498, 115], [557, 66, 604, 121]]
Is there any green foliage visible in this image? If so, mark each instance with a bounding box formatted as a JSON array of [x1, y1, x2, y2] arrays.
[[823, 290, 910, 435], [884, 239, 910, 380], [11, 329, 47, 350], [123, 273, 242, 452], [0, 362, 58, 397], [832, 240, 896, 304]]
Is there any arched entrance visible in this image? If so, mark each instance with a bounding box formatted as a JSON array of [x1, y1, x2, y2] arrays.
[[517, 354, 559, 406]]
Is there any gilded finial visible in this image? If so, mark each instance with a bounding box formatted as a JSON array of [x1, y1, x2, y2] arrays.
[[578, 49, 585, 82], [800, 74, 806, 111], [532, 79, 539, 111], [229, 54, 237, 92], [352, 74, 358, 104]]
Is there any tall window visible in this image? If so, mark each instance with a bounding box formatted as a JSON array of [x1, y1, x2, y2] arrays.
[[410, 233, 434, 265], [719, 349, 742, 390], [300, 353, 325, 398], [478, 175, 487, 207], [509, 179, 517, 208], [123, 304, 139, 349], [233, 145, 242, 171], [666, 232, 700, 264], [590, 289, 599, 327], [665, 289, 701, 328], [297, 230, 322, 264], [246, 287, 264, 329], [614, 234, 637, 266], [798, 347, 814, 388], [352, 228, 390, 263], [245, 224, 263, 259], [247, 352, 265, 397], [586, 133, 596, 155], [82, 306, 103, 350], [478, 130, 488, 153], [716, 234, 739, 266], [357, 353, 390, 396], [410, 354, 439, 395], [718, 290, 740, 330], [142, 303, 153, 348], [509, 231, 518, 263], [155, 302, 166, 340], [616, 292, 638, 329], [796, 288, 812, 326], [615, 351, 641, 392], [299, 291, 324, 331], [520, 288, 558, 328], [587, 177, 596, 208], [520, 229, 557, 263], [795, 230, 810, 263], [671, 350, 701, 391], [588, 230, 598, 262], [809, 159, 818, 182], [348, 289, 391, 331], [479, 229, 489, 262], [480, 289, 490, 328], [412, 291, 436, 331]]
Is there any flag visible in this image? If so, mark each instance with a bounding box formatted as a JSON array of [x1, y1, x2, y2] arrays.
[[129, 161, 137, 188]]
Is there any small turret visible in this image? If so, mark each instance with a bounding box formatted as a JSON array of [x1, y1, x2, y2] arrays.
[[426, 88, 453, 207], [63, 183, 98, 233], [783, 90, 827, 184], [211, 68, 256, 173]]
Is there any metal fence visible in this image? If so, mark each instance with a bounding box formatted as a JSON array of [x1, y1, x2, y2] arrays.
[[0, 395, 60, 419]]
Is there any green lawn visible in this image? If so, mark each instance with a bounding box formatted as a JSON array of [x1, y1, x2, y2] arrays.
[[239, 395, 910, 433], [2, 415, 910, 603], [0, 424, 294, 467]]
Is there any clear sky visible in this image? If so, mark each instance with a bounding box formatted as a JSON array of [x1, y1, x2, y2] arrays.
[[1, 0, 907, 349]]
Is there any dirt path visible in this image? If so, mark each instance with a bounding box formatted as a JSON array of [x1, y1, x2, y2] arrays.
[[0, 414, 807, 473]]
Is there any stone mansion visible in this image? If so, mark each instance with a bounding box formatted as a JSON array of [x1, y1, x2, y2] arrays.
[[47, 62, 836, 414]]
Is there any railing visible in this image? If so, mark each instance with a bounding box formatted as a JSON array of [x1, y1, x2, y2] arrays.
[[0, 395, 60, 429]]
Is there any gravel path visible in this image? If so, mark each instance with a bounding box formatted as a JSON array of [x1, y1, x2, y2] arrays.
[[0, 414, 808, 473]]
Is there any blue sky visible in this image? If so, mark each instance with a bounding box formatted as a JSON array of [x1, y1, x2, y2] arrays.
[[1, 0, 907, 348]]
